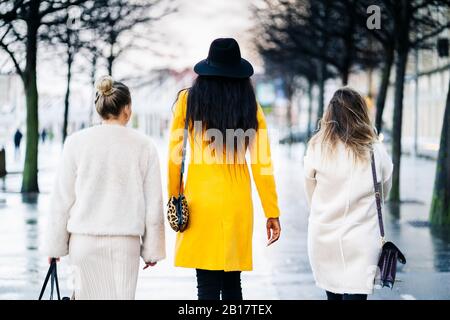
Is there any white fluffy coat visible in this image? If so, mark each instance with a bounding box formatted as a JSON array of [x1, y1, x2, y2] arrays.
[[42, 124, 166, 263]]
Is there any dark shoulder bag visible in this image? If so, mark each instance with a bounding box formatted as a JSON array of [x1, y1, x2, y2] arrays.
[[167, 115, 189, 232], [370, 150, 406, 288], [38, 258, 69, 300]]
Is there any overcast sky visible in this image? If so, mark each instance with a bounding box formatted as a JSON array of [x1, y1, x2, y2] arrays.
[[31, 0, 259, 97], [133, 0, 258, 70]]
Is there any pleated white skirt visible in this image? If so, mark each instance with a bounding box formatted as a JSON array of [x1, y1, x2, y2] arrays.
[[69, 234, 140, 300]]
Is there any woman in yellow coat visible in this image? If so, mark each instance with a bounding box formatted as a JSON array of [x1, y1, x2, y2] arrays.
[[168, 38, 281, 300]]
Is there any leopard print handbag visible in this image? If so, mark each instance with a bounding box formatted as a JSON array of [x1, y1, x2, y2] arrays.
[[167, 194, 189, 232], [167, 116, 190, 232]]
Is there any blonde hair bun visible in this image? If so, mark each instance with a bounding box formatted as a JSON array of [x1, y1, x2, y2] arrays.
[[96, 75, 115, 96]]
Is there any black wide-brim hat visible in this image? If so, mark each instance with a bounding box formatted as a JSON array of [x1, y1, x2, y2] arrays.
[[194, 38, 254, 78]]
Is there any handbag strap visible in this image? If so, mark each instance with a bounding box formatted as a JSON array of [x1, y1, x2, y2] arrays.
[[370, 149, 385, 239], [178, 114, 189, 196], [52, 260, 61, 300], [38, 259, 61, 300], [39, 260, 54, 300]]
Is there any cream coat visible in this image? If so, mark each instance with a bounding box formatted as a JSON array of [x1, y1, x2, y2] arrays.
[[42, 124, 166, 264], [304, 141, 393, 294]]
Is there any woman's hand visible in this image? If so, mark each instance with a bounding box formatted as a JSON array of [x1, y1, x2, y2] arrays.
[[143, 261, 157, 270], [48, 257, 60, 264], [266, 217, 281, 246]]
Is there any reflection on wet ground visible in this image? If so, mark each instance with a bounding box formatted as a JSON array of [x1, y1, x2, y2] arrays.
[[0, 140, 449, 299]]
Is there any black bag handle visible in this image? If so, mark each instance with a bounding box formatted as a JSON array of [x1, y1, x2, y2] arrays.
[[39, 258, 61, 300], [370, 149, 385, 240], [178, 114, 189, 196]]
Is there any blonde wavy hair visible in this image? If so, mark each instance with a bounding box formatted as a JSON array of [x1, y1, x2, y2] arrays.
[[310, 87, 377, 162]]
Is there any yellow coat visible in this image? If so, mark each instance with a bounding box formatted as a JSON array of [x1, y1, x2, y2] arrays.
[[168, 90, 280, 271]]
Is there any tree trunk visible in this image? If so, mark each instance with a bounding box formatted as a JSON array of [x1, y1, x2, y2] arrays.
[[375, 46, 394, 133], [21, 6, 40, 193], [390, 0, 411, 204], [430, 79, 450, 225], [0, 148, 6, 177], [89, 54, 97, 124], [342, 0, 356, 86], [307, 80, 313, 139], [107, 56, 114, 76], [341, 30, 352, 86], [285, 76, 294, 143], [62, 45, 73, 143], [341, 67, 349, 86], [317, 61, 325, 121], [107, 41, 115, 76], [390, 48, 408, 204]]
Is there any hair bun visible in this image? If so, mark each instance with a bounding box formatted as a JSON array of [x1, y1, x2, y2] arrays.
[[95, 75, 115, 96]]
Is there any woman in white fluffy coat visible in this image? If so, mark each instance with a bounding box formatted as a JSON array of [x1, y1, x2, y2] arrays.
[[43, 76, 166, 300], [304, 87, 393, 300]]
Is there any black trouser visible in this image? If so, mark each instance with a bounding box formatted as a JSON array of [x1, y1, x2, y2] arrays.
[[196, 269, 243, 300], [326, 291, 368, 300]]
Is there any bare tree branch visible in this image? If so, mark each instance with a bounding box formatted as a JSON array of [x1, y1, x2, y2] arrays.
[[0, 37, 23, 78]]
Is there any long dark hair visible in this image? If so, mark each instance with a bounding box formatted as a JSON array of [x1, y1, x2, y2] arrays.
[[186, 76, 258, 145]]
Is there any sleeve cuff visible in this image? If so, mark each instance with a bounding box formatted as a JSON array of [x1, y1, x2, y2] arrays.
[[264, 207, 281, 219], [41, 241, 69, 258], [140, 224, 166, 263], [140, 248, 166, 264]]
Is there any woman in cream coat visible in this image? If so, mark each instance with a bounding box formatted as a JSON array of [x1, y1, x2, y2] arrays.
[[43, 76, 166, 300], [304, 87, 393, 300]]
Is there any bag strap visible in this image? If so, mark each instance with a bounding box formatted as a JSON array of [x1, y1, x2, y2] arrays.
[[39, 260, 54, 300], [38, 258, 61, 300], [178, 114, 189, 196], [370, 149, 385, 240], [52, 260, 61, 300]]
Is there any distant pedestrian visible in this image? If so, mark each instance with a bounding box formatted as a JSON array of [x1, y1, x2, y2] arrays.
[[167, 38, 281, 300], [304, 87, 393, 300], [41, 128, 47, 144], [43, 75, 165, 300], [13, 128, 23, 159]]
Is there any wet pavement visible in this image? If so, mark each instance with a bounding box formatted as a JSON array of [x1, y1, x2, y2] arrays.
[[0, 137, 449, 300]]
